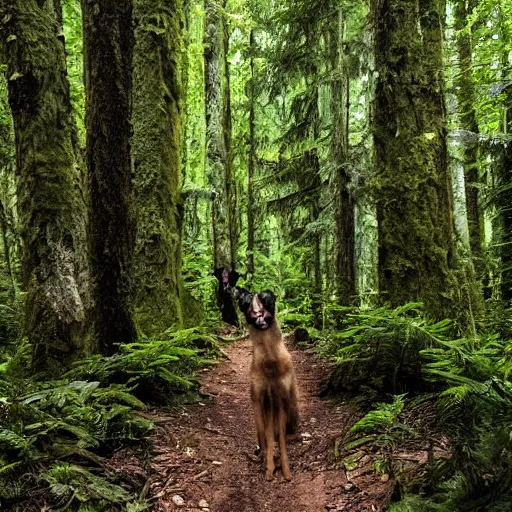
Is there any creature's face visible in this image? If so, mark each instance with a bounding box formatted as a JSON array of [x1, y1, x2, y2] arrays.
[[238, 290, 276, 330]]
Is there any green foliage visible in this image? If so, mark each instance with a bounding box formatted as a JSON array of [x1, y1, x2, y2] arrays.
[[0, 324, 219, 510], [0, 372, 152, 510], [343, 394, 409, 453], [68, 327, 220, 405], [330, 303, 512, 510], [321, 303, 451, 393]]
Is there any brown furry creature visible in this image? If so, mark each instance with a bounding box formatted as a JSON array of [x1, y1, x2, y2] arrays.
[[237, 290, 299, 481]]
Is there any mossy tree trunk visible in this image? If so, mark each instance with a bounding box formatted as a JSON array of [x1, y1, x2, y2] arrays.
[[498, 89, 512, 301], [82, 0, 137, 354], [204, 0, 235, 271], [0, 199, 16, 301], [454, 0, 482, 257], [0, 0, 89, 371], [246, 29, 256, 284], [372, 0, 458, 319], [204, 0, 237, 324], [131, 0, 184, 335], [330, 8, 355, 307]]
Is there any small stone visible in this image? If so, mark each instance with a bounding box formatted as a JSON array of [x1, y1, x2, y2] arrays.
[[310, 417, 317, 424], [301, 432, 312, 438], [212, 460, 223, 465], [199, 499, 209, 508], [343, 482, 356, 492], [172, 495, 185, 507]]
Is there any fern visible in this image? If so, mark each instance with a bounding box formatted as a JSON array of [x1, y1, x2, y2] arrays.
[[322, 302, 452, 393], [68, 327, 219, 405]]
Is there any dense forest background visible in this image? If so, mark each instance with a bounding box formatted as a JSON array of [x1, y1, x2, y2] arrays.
[[1, 0, 512, 510]]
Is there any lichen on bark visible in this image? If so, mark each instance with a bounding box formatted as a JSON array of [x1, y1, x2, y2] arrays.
[[0, 0, 89, 371], [131, 0, 185, 335], [371, 0, 460, 320], [204, 0, 234, 271]]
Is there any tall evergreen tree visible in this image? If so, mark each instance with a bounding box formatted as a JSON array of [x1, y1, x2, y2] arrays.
[[131, 0, 184, 335], [82, 0, 137, 354], [246, 28, 256, 283], [454, 0, 482, 257], [204, 0, 237, 324], [330, 7, 355, 306], [0, 0, 88, 371], [372, 0, 458, 318]]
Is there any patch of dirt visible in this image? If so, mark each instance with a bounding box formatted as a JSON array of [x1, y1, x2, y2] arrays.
[[147, 336, 394, 512]]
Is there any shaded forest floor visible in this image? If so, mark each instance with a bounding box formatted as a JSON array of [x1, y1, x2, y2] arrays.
[[145, 335, 396, 512]]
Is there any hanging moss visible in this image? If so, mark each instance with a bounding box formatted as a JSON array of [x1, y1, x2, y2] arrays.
[[372, 0, 466, 321], [0, 0, 90, 371], [131, 0, 185, 335]]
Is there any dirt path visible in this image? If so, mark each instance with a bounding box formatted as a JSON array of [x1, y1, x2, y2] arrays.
[[148, 337, 393, 512]]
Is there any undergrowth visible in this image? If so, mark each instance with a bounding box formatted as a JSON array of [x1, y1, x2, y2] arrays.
[[0, 327, 222, 511], [326, 302, 512, 511]]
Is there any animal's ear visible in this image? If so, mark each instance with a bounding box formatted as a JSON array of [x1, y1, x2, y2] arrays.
[[228, 270, 240, 286], [213, 267, 225, 279], [262, 290, 276, 302], [237, 290, 253, 314], [258, 291, 276, 315]]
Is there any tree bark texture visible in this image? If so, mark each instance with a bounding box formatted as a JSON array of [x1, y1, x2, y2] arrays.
[[204, 0, 237, 324], [246, 29, 256, 282], [82, 0, 137, 354], [454, 0, 482, 257], [372, 0, 458, 319], [330, 8, 355, 307], [204, 0, 234, 272], [132, 0, 184, 335], [0, 0, 88, 370]]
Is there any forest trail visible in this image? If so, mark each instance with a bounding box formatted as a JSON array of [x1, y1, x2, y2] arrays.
[[148, 336, 394, 512]]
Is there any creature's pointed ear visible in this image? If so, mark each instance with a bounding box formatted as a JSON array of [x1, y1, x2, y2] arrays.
[[228, 270, 240, 286], [237, 289, 253, 314], [213, 267, 225, 279], [258, 290, 276, 316], [262, 290, 276, 302]]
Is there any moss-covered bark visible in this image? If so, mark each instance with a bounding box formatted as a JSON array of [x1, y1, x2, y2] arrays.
[[454, 0, 482, 257], [82, 0, 137, 354], [330, 8, 355, 307], [0, 0, 89, 370], [204, 0, 234, 271], [204, 0, 238, 324], [246, 29, 256, 282], [131, 0, 184, 335], [372, 0, 458, 319]]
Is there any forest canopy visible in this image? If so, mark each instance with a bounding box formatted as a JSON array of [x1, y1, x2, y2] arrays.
[[0, 0, 512, 510]]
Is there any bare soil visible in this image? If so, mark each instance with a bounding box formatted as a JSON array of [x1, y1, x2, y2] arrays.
[[146, 336, 395, 512]]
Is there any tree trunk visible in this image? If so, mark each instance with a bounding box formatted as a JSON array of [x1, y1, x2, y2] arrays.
[[372, 0, 458, 319], [131, 0, 184, 335], [0, 0, 88, 371], [454, 0, 482, 257], [499, 90, 512, 301], [82, 0, 137, 354], [246, 29, 256, 283], [355, 16, 379, 308], [331, 8, 355, 307], [0, 199, 16, 301], [223, 19, 237, 269], [204, 0, 237, 324]]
